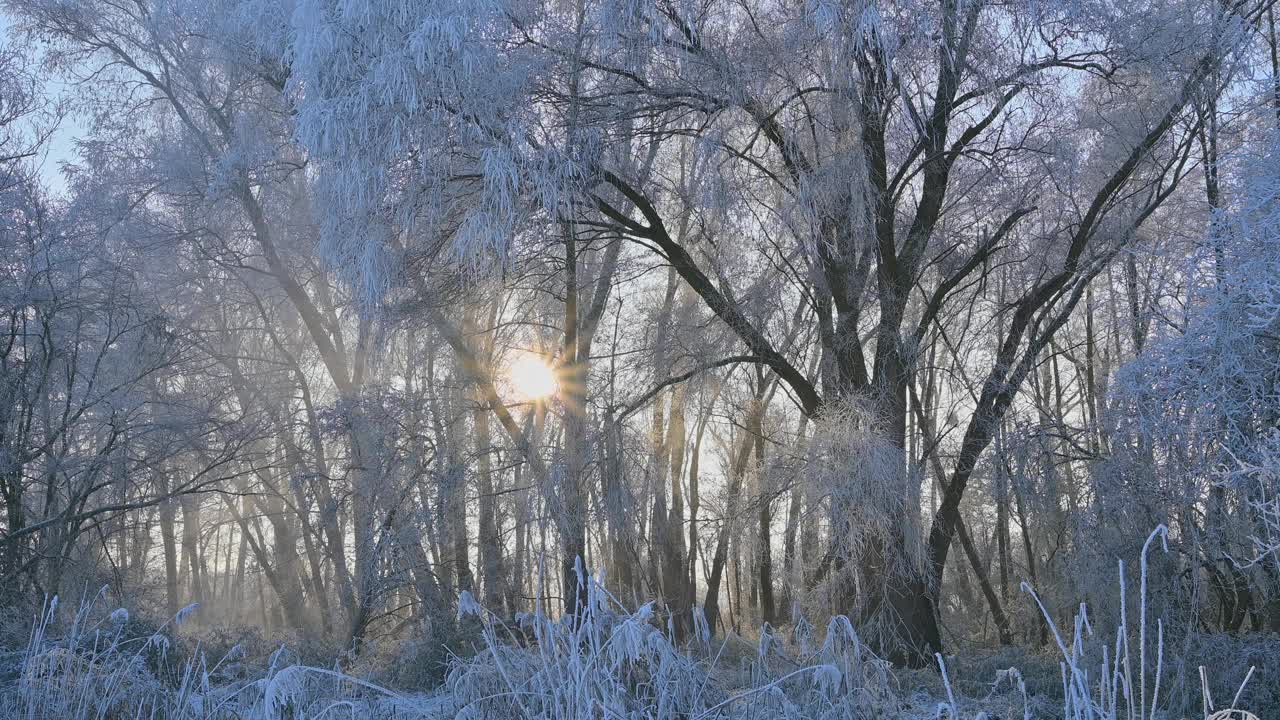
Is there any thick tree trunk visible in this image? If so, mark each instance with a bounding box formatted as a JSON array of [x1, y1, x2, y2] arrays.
[[781, 482, 802, 615], [662, 386, 694, 641], [995, 468, 1011, 603], [159, 472, 179, 618], [754, 398, 775, 625], [687, 409, 707, 597], [262, 492, 309, 630], [603, 417, 636, 603], [474, 397, 505, 612], [180, 494, 205, 607]]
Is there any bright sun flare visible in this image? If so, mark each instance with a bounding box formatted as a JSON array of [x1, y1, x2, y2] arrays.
[[508, 354, 558, 400]]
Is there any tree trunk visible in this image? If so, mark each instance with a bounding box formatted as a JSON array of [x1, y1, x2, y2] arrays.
[[755, 392, 775, 625], [159, 472, 180, 618], [474, 395, 505, 612], [704, 384, 770, 632], [180, 493, 206, 608]]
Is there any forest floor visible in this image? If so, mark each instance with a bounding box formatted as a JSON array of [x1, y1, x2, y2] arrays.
[[1, 589, 1276, 720]]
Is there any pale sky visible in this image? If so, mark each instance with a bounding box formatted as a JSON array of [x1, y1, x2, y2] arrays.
[[2, 9, 85, 197]]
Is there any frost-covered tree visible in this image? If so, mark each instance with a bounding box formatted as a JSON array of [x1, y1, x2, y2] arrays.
[[9, 2, 1280, 702], [4, 0, 411, 643], [278, 0, 1272, 664], [1107, 124, 1280, 630]]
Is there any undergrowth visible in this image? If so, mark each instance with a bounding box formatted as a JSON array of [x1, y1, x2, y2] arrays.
[[1, 528, 1267, 719]]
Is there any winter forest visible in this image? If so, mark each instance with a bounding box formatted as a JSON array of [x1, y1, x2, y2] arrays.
[[2, 0, 1280, 717]]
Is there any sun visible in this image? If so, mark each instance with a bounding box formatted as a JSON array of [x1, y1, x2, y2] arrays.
[[508, 353, 558, 400]]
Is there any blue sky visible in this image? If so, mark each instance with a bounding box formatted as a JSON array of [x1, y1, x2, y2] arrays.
[[3, 9, 85, 196]]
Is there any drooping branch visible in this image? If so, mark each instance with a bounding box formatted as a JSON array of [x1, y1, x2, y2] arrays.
[[596, 171, 823, 415]]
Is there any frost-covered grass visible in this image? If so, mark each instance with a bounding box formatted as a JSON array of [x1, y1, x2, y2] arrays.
[[3, 583, 900, 720], [3, 534, 1270, 720], [441, 581, 904, 720]]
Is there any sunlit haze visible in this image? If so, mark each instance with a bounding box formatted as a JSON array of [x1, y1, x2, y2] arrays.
[[507, 353, 558, 401]]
